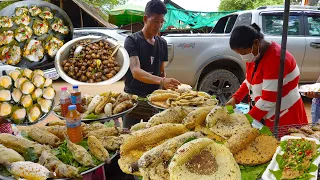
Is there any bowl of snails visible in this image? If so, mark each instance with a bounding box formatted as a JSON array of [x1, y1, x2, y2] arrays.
[[55, 35, 129, 85]]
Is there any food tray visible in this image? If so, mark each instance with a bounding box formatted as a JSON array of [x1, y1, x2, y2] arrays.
[[262, 136, 320, 180], [8, 100, 55, 126], [52, 102, 139, 123], [0, 151, 119, 180], [147, 100, 166, 111], [55, 36, 129, 85], [0, 0, 73, 69], [299, 83, 320, 96]]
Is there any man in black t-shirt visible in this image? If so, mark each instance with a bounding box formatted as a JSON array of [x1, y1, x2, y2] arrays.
[[123, 0, 181, 128]]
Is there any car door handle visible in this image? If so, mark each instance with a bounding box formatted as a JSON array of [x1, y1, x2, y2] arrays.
[[310, 42, 320, 49]]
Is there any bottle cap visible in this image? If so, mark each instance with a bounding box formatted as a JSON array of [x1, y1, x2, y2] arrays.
[[68, 105, 76, 111], [73, 85, 78, 89], [61, 87, 67, 91]]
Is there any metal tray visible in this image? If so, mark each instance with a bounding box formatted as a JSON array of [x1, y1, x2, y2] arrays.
[[0, 151, 119, 180], [8, 100, 55, 126], [147, 101, 167, 111], [0, 0, 73, 69], [52, 102, 138, 123]]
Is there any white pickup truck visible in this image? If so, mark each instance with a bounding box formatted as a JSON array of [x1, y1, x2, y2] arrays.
[[163, 6, 320, 104]]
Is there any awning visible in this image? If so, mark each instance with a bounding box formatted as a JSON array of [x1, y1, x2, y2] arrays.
[[72, 0, 117, 28], [108, 4, 144, 27], [162, 3, 237, 31]]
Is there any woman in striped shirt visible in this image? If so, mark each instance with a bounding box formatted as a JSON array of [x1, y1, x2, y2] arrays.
[[226, 24, 308, 128]]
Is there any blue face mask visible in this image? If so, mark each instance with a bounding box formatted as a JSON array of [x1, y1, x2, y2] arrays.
[[240, 45, 260, 63]]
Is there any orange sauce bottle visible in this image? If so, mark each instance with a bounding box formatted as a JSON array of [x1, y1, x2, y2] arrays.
[[66, 105, 83, 143]]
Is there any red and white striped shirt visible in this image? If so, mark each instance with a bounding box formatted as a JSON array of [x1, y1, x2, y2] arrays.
[[233, 42, 308, 126]]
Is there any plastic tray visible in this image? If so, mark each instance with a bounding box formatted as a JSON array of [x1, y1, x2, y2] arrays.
[[262, 136, 320, 180], [299, 83, 320, 96]]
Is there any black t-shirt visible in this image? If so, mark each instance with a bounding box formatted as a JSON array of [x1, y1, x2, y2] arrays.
[[124, 31, 168, 97]]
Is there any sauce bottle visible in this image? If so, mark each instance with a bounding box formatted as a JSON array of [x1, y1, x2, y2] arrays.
[[66, 105, 83, 143], [60, 87, 71, 117], [71, 85, 82, 113]]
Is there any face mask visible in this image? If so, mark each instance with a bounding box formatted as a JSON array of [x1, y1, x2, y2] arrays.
[[240, 45, 260, 62]]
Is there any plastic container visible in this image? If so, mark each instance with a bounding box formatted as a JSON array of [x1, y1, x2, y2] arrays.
[[60, 86, 71, 117], [66, 105, 83, 143], [71, 85, 82, 113]]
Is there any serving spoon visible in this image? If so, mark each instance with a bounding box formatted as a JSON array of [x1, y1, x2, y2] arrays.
[[73, 36, 110, 57]]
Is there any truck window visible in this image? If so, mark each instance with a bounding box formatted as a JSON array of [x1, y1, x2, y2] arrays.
[[307, 13, 320, 36], [224, 15, 238, 33], [262, 13, 301, 35], [234, 13, 252, 27], [213, 15, 238, 33]]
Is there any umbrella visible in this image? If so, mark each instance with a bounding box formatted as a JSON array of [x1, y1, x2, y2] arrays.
[[108, 4, 144, 32]]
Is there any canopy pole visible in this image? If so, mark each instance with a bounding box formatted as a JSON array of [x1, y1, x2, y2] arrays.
[[274, 0, 290, 138], [60, 0, 64, 9], [131, 15, 133, 33], [80, 8, 83, 28]]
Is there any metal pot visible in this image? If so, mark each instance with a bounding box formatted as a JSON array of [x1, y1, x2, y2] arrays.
[[55, 35, 130, 85]]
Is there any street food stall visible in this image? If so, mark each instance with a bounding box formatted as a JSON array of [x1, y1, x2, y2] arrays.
[[0, 0, 320, 180]]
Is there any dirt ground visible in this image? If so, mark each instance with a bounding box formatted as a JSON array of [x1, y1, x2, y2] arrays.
[[36, 79, 313, 126]]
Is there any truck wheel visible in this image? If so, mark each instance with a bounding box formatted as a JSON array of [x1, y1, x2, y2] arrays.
[[198, 69, 240, 105]]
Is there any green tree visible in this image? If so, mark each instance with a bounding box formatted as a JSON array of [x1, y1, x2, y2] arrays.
[[83, 0, 127, 9], [219, 0, 254, 11], [0, 1, 19, 10], [253, 0, 284, 8], [219, 0, 293, 11]]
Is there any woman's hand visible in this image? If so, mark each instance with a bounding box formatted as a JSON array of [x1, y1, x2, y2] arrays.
[[305, 91, 320, 98], [226, 97, 237, 108]]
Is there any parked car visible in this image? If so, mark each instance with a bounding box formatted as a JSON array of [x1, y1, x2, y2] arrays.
[[163, 6, 320, 104], [0, 28, 130, 80]]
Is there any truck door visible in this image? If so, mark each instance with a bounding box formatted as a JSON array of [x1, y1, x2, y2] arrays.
[[301, 11, 320, 82], [260, 11, 306, 72]]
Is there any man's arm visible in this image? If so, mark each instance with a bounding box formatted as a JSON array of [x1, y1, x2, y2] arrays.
[[160, 61, 165, 77], [130, 56, 163, 85]]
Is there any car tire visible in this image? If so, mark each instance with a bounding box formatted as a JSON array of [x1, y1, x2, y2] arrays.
[[198, 69, 240, 105]]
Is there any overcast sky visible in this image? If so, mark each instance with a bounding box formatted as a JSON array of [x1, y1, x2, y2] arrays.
[[126, 0, 221, 12]]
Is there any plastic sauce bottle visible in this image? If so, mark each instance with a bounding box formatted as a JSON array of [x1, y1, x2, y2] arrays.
[[71, 85, 82, 113], [60, 87, 71, 117], [66, 105, 83, 143]]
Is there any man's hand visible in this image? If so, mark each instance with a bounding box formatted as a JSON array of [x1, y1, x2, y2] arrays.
[[305, 91, 320, 98], [226, 97, 237, 108], [162, 78, 181, 90]]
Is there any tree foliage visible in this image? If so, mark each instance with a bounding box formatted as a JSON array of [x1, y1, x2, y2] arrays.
[[0, 1, 19, 10], [83, 0, 127, 9], [219, 0, 254, 11]]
